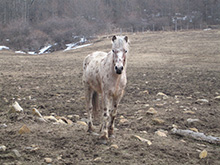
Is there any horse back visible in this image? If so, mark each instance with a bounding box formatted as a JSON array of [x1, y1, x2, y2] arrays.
[[83, 51, 107, 69], [83, 51, 107, 92]]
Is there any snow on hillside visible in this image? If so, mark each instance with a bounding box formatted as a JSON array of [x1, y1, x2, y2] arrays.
[[39, 45, 52, 54], [64, 37, 91, 51], [0, 37, 92, 54], [0, 46, 9, 50], [64, 43, 92, 51]]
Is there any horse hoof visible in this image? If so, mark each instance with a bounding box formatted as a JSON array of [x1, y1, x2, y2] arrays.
[[91, 132, 99, 136], [109, 134, 115, 139], [99, 139, 108, 145], [98, 134, 108, 144], [87, 126, 95, 133]]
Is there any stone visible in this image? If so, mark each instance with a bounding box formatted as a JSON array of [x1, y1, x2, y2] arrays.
[[157, 92, 168, 99], [80, 96, 85, 100], [44, 116, 58, 122], [44, 157, 53, 163], [180, 139, 186, 143], [142, 90, 149, 95], [214, 96, 220, 101], [157, 92, 166, 96], [155, 130, 168, 137], [76, 121, 87, 126], [183, 110, 195, 114], [144, 104, 150, 107], [57, 155, 62, 160], [25, 145, 39, 152], [199, 149, 207, 159], [18, 124, 31, 134], [137, 110, 144, 114], [67, 115, 73, 119], [0, 145, 7, 151], [152, 118, 165, 125], [73, 114, 80, 119], [190, 127, 199, 132], [32, 108, 43, 118], [0, 123, 7, 128], [146, 107, 157, 115], [12, 149, 21, 158], [11, 101, 23, 113], [195, 99, 209, 104], [135, 100, 141, 104], [119, 115, 125, 119], [36, 117, 47, 123], [137, 117, 143, 121], [119, 118, 129, 124], [131, 135, 152, 145], [187, 118, 200, 124], [155, 104, 164, 108], [3, 97, 8, 103], [57, 119, 67, 124], [94, 157, 102, 162], [110, 144, 119, 149], [56, 116, 73, 125]]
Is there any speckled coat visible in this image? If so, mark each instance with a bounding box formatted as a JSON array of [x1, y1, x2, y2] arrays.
[[83, 36, 129, 141]]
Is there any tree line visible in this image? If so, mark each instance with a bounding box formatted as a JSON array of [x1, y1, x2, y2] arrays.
[[0, 0, 220, 52]]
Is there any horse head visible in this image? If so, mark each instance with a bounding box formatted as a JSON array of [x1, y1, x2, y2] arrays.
[[111, 35, 129, 75]]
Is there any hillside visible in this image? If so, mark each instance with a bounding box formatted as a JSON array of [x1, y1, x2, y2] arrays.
[[0, 30, 220, 164]]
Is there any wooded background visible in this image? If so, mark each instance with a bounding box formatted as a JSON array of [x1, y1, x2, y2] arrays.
[[0, 0, 220, 52]]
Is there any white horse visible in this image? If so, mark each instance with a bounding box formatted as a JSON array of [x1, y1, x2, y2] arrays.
[[83, 35, 129, 142]]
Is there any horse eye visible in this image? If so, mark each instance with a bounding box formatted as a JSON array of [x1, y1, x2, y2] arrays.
[[124, 50, 127, 53], [112, 50, 115, 53]]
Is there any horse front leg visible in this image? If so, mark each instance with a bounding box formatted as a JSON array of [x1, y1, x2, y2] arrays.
[[108, 93, 123, 138], [99, 93, 111, 142], [108, 102, 118, 138]]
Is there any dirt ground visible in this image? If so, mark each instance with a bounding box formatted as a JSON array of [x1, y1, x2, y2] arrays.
[[1, 30, 220, 165]]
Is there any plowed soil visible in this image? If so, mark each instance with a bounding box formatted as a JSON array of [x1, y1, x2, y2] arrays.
[[1, 30, 220, 165]]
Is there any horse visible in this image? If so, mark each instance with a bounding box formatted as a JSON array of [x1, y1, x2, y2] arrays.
[[82, 35, 129, 142]]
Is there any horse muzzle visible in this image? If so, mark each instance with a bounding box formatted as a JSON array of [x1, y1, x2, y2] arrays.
[[115, 66, 123, 74]]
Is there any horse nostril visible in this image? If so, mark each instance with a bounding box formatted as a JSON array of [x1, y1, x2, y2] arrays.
[[115, 66, 118, 70], [121, 66, 123, 71]]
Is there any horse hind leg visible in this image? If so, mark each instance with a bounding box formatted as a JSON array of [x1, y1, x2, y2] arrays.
[[92, 91, 99, 122], [85, 85, 95, 133]]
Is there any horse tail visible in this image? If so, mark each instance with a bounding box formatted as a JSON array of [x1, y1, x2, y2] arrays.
[[92, 91, 99, 120]]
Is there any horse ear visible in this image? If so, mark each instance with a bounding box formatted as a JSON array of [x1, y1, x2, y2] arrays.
[[124, 36, 128, 43], [112, 35, 117, 42]]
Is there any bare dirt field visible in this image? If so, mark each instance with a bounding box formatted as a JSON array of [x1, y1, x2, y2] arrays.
[[1, 30, 220, 165]]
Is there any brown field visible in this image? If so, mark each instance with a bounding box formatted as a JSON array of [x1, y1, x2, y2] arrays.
[[0, 30, 220, 165]]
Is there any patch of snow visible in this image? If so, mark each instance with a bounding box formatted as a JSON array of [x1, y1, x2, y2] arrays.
[[28, 51, 36, 55], [64, 37, 90, 52], [71, 44, 92, 50], [65, 43, 77, 51], [80, 37, 87, 43], [64, 43, 92, 51], [0, 46, 9, 50], [39, 45, 52, 54], [203, 28, 211, 31], [15, 51, 26, 54]]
